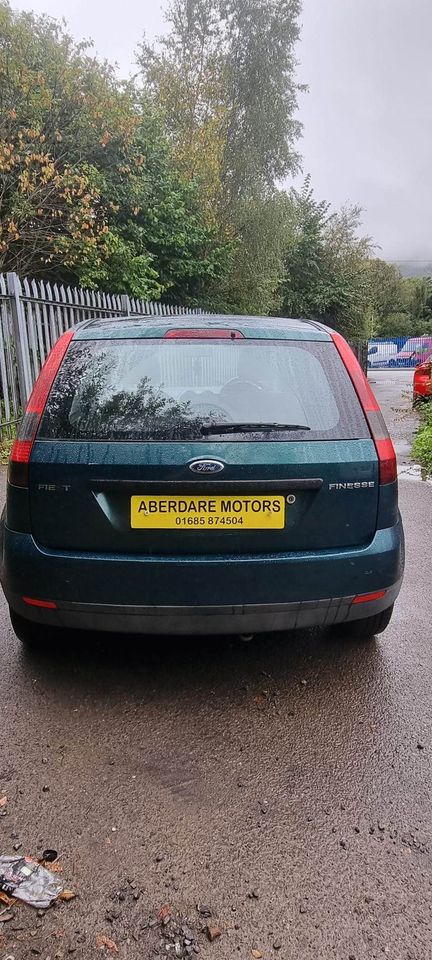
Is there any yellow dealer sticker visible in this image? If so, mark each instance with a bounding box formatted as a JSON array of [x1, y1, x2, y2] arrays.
[[130, 494, 285, 530]]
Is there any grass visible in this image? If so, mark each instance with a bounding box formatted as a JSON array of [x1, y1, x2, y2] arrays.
[[0, 437, 13, 465], [0, 402, 19, 465], [412, 402, 432, 476]]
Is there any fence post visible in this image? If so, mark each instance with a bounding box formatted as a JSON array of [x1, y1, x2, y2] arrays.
[[6, 271, 32, 407], [120, 294, 131, 316]]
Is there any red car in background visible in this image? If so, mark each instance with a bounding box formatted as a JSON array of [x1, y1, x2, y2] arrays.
[[413, 352, 432, 403]]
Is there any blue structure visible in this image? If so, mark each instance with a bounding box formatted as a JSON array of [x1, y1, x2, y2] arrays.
[[367, 336, 432, 368]]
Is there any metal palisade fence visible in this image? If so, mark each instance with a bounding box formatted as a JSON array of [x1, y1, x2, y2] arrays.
[[0, 272, 204, 439], [367, 336, 432, 369]]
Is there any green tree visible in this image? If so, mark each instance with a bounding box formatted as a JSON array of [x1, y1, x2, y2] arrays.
[[220, 0, 303, 204], [402, 276, 432, 326], [79, 106, 231, 302], [140, 0, 302, 206], [0, 1, 139, 279], [280, 179, 373, 337], [365, 259, 405, 320], [0, 0, 230, 302], [358, 262, 432, 339], [139, 0, 303, 314], [375, 312, 414, 338], [205, 193, 287, 314], [139, 0, 226, 215]]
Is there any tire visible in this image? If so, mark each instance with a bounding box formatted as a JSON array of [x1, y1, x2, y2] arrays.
[[9, 608, 54, 648], [334, 604, 394, 641]]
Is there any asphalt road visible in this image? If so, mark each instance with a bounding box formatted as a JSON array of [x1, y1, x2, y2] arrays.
[[1, 371, 431, 960]]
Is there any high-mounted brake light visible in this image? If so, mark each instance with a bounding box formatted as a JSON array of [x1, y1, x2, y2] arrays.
[[9, 329, 74, 488], [164, 328, 244, 339], [331, 331, 397, 485]]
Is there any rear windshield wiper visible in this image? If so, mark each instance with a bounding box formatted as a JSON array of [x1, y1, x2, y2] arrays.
[[200, 422, 311, 435]]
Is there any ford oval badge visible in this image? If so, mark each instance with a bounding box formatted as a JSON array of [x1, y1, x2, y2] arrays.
[[189, 459, 225, 474]]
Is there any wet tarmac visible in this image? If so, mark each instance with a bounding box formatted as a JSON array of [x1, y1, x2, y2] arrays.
[[370, 369, 431, 483]]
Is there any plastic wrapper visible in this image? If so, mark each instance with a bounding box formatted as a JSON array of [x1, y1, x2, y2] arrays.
[[0, 855, 64, 909]]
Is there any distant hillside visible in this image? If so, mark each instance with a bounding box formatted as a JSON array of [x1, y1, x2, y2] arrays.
[[396, 262, 432, 278]]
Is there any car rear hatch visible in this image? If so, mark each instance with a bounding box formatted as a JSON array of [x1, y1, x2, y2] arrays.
[[27, 327, 382, 556]]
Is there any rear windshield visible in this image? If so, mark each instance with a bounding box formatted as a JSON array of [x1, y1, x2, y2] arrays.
[[38, 338, 370, 442]]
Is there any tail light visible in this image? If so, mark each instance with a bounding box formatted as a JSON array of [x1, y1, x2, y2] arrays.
[[164, 328, 244, 339], [22, 596, 57, 609], [414, 360, 432, 394], [9, 330, 74, 488], [331, 332, 397, 485]]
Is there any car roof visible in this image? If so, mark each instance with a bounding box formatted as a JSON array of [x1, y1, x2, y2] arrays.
[[73, 314, 332, 342]]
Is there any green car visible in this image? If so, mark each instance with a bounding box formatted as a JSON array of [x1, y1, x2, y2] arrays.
[[1, 315, 404, 645]]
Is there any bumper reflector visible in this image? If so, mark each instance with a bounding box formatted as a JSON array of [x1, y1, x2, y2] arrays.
[[352, 590, 386, 605], [22, 597, 57, 609]]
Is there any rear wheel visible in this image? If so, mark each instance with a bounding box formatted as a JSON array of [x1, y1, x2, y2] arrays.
[[9, 608, 55, 648], [334, 604, 394, 641]]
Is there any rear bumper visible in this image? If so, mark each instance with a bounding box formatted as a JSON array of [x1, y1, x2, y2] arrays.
[[413, 385, 432, 400], [1, 518, 404, 634], [5, 582, 402, 635]]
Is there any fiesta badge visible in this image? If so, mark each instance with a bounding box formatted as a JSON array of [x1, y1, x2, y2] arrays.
[[189, 460, 225, 474]]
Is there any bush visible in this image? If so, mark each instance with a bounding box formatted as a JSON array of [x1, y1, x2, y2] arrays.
[[0, 437, 13, 465], [412, 403, 432, 475]]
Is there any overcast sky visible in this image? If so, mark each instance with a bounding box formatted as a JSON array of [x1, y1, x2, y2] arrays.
[[14, 0, 432, 262]]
